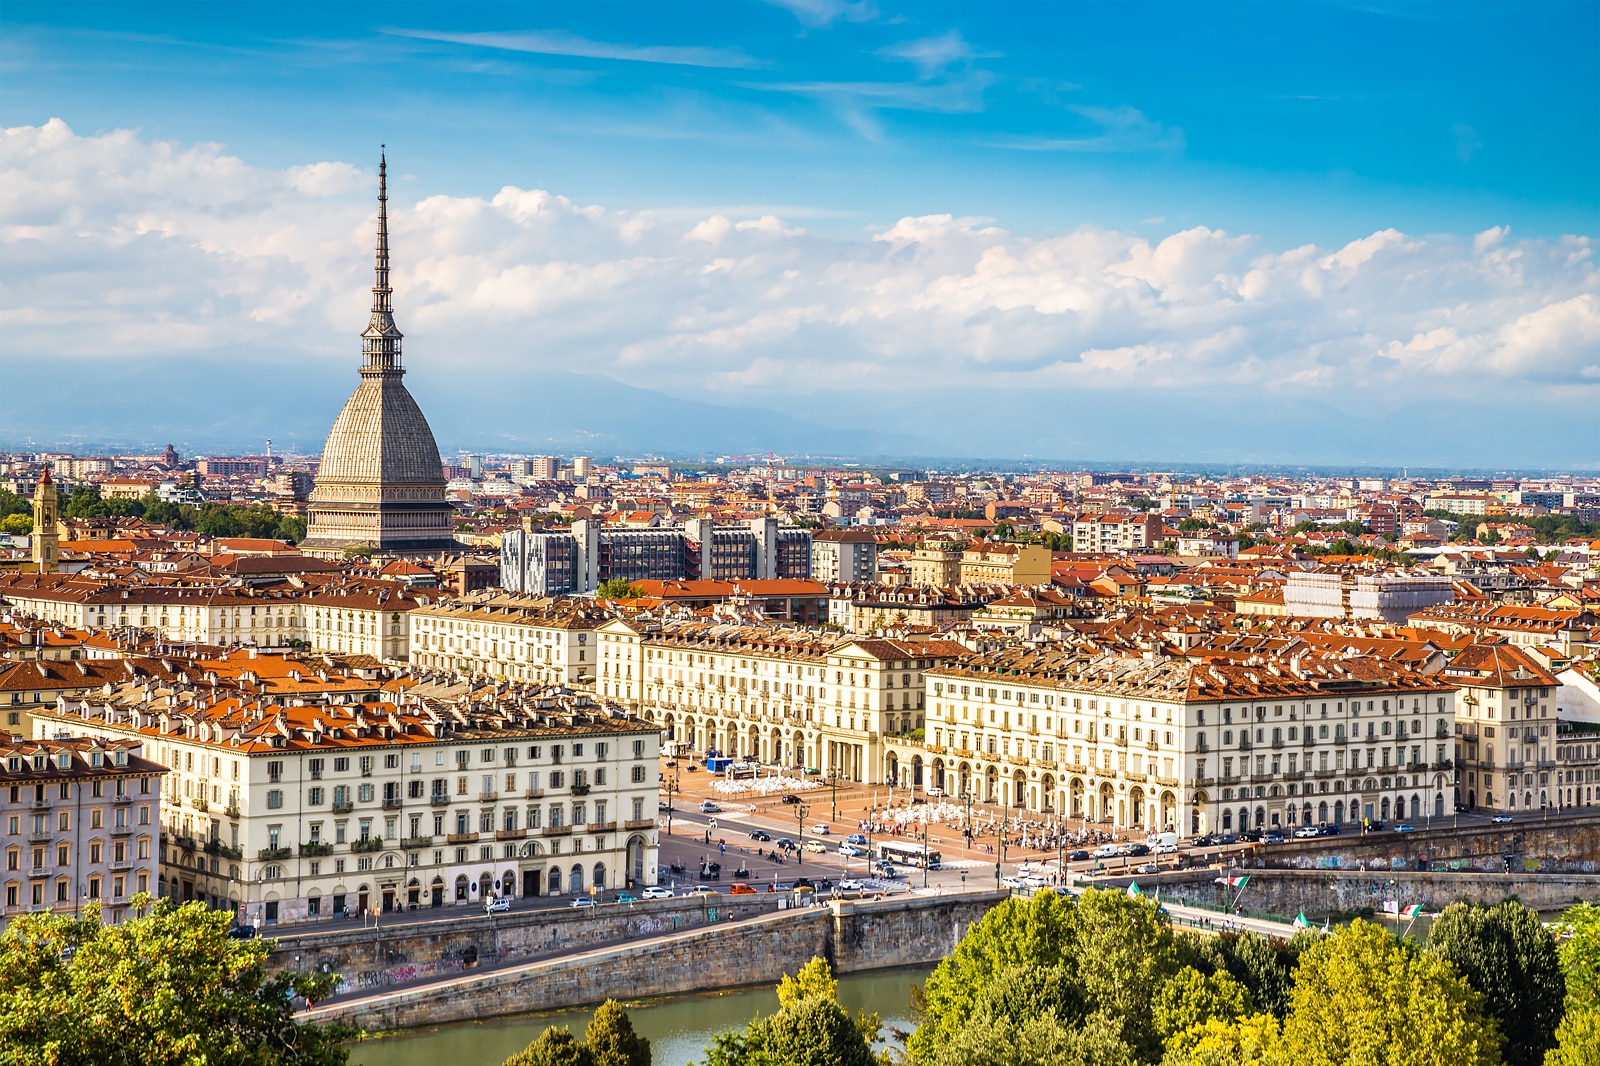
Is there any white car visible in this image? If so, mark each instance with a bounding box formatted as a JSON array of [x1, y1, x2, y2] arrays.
[[838, 878, 865, 891], [700, 800, 721, 813], [926, 787, 945, 797], [569, 897, 595, 908], [1294, 825, 1321, 839], [1155, 842, 1178, 855], [838, 843, 865, 857], [1001, 875, 1025, 890], [641, 886, 673, 900], [1092, 844, 1119, 859], [484, 897, 511, 914], [810, 824, 830, 835], [1022, 874, 1049, 888]]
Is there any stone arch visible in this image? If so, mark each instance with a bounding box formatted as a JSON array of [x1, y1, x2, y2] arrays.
[[1070, 778, 1085, 819], [1098, 782, 1114, 823], [548, 867, 562, 894], [1014, 771, 1028, 809], [912, 755, 924, 787], [1041, 775, 1056, 813], [1159, 790, 1176, 832], [627, 834, 648, 886], [592, 863, 607, 890], [1191, 791, 1210, 836], [1128, 787, 1145, 827], [933, 758, 947, 790]]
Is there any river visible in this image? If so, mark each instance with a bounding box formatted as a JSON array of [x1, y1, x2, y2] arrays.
[[351, 965, 933, 1066]]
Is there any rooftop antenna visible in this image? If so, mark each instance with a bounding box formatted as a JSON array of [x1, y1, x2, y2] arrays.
[[266, 439, 272, 461]]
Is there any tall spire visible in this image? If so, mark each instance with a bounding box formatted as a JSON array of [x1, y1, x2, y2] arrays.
[[361, 147, 404, 376]]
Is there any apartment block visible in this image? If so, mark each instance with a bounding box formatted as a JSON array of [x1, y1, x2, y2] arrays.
[[894, 649, 1456, 835], [38, 686, 660, 928], [2, 735, 162, 930]]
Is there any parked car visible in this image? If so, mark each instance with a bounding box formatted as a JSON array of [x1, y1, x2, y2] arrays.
[[1491, 814, 1514, 824], [748, 829, 771, 841], [1155, 841, 1178, 855], [484, 897, 511, 914], [782, 794, 802, 804], [838, 843, 866, 857], [1092, 844, 1119, 859], [684, 887, 720, 897], [1318, 824, 1342, 836], [810, 824, 831, 835], [1262, 831, 1285, 844], [570, 897, 595, 908], [613, 893, 639, 904], [729, 883, 757, 895], [804, 840, 827, 854], [846, 833, 868, 845], [700, 800, 721, 813], [1294, 825, 1321, 839], [1218, 834, 1238, 845], [1136, 863, 1159, 874], [642, 886, 673, 900]]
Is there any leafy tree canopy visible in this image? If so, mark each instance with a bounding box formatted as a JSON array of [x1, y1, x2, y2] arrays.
[[1428, 900, 1564, 1066], [1555, 902, 1600, 1007], [0, 895, 350, 1066], [504, 1001, 650, 1066], [596, 579, 646, 600], [1281, 920, 1502, 1066], [701, 958, 882, 1066]]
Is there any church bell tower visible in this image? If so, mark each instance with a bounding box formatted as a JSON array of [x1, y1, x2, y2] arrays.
[[31, 467, 60, 574]]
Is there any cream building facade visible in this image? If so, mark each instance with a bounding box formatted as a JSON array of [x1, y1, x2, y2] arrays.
[[409, 599, 605, 685], [36, 685, 660, 927], [888, 649, 1457, 836], [599, 618, 966, 782]]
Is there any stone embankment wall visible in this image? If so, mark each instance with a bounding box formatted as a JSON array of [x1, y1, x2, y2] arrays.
[[1241, 814, 1600, 875], [269, 895, 782, 995], [308, 891, 1005, 1032], [1095, 868, 1600, 917]]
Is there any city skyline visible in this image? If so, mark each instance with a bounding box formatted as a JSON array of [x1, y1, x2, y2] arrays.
[[3, 2, 1597, 467]]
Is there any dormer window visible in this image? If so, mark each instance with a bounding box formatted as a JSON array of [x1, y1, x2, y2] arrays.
[[90, 751, 103, 767], [57, 753, 71, 770]]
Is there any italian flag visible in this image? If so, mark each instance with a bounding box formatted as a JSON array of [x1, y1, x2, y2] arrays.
[[1401, 904, 1422, 919], [1293, 912, 1309, 929], [1221, 874, 1249, 888], [1127, 881, 1143, 898]]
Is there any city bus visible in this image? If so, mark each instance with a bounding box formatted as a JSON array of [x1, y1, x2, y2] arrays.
[[876, 840, 942, 869]]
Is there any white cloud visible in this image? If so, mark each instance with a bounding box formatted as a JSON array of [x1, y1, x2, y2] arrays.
[[3, 120, 1597, 423], [389, 29, 761, 70]]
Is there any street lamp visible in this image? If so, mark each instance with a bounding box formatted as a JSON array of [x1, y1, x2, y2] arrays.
[[796, 803, 810, 867], [827, 766, 846, 822], [994, 815, 1007, 891], [921, 818, 930, 890]]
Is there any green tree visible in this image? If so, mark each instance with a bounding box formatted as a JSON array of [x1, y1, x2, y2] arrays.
[[597, 579, 645, 600], [0, 513, 30, 535], [777, 957, 838, 1007], [1161, 1012, 1284, 1066], [0, 895, 351, 1066], [1544, 1007, 1600, 1066], [1153, 966, 1251, 1042], [1429, 900, 1565, 1066], [584, 1000, 651, 1066], [1554, 902, 1600, 1007], [926, 1007, 1136, 1066], [0, 489, 29, 521], [1216, 931, 1296, 1020], [1070, 889, 1180, 1057], [911, 890, 1078, 1061], [505, 1026, 591, 1066], [1279, 920, 1502, 1066], [702, 993, 879, 1066]]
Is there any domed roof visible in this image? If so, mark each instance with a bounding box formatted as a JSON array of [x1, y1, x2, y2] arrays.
[[316, 375, 444, 486]]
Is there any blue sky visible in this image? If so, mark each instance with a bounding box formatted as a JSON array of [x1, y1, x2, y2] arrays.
[[3, 2, 1598, 466]]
